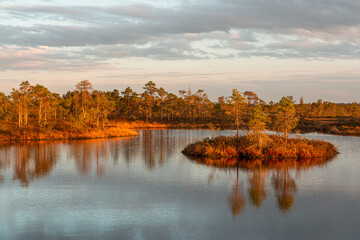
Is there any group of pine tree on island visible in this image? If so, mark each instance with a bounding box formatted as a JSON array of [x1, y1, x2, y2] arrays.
[[0, 79, 357, 163]]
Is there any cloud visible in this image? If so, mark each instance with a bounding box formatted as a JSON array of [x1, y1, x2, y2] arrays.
[[1, 0, 360, 70], [0, 46, 113, 71]]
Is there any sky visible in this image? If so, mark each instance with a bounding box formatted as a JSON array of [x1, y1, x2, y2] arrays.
[[1, 0, 360, 103]]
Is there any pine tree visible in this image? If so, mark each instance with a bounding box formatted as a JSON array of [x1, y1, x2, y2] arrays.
[[275, 96, 298, 142], [230, 89, 246, 138]]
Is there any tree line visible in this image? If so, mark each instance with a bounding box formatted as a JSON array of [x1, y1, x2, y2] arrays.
[[0, 80, 359, 134]]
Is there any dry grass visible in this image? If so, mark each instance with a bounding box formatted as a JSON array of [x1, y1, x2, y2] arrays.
[[0, 120, 172, 141], [182, 134, 338, 167], [297, 117, 360, 136], [109, 120, 167, 129], [0, 123, 137, 141], [338, 126, 360, 136]]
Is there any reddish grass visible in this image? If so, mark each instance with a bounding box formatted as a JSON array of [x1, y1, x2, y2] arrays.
[[0, 124, 137, 141], [182, 135, 338, 167], [0, 120, 172, 141], [338, 126, 360, 136], [109, 121, 167, 129]]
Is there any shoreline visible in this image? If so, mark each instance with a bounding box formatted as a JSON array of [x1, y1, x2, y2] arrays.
[[0, 127, 138, 142], [164, 119, 360, 137], [0, 117, 359, 142], [187, 155, 335, 169], [0, 121, 167, 142]]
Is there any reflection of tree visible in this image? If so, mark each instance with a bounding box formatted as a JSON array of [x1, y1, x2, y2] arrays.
[[159, 130, 165, 166], [34, 144, 57, 177], [206, 165, 301, 217], [68, 130, 175, 174], [228, 168, 246, 218], [272, 169, 297, 213], [96, 142, 105, 177], [247, 169, 268, 208], [144, 130, 155, 169], [123, 137, 136, 164], [13, 143, 58, 186], [72, 142, 92, 175], [166, 130, 176, 156], [110, 140, 120, 163], [193, 153, 334, 216], [14, 146, 28, 186], [0, 145, 11, 183], [1, 129, 179, 186], [70, 140, 109, 176]]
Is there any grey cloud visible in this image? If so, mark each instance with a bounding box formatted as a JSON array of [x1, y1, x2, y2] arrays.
[[236, 41, 360, 59], [0, 37, 207, 71], [80, 39, 209, 60], [1, 0, 360, 68], [0, 46, 111, 71], [3, 1, 360, 46]]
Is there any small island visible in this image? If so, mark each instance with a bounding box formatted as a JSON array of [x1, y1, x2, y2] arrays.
[[182, 135, 338, 167], [182, 96, 338, 167]]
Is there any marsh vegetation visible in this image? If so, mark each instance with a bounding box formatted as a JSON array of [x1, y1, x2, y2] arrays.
[[182, 96, 338, 166], [182, 135, 337, 167], [0, 81, 359, 140]]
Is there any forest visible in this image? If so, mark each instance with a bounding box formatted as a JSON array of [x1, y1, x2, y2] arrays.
[[0, 80, 359, 140]]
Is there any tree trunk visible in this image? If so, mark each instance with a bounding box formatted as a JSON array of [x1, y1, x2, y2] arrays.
[[24, 108, 28, 126], [38, 101, 42, 125], [127, 100, 130, 117], [82, 106, 86, 119], [236, 111, 239, 138], [160, 105, 163, 121], [18, 105, 22, 127], [44, 105, 47, 122]]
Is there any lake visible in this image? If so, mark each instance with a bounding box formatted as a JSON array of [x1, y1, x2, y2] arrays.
[[0, 129, 360, 239]]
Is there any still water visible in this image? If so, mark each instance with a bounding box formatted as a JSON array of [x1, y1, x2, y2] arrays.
[[0, 130, 360, 239]]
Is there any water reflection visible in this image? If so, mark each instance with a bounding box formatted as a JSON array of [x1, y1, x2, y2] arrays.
[[63, 130, 175, 176], [229, 168, 246, 218], [186, 150, 333, 215], [0, 130, 195, 186], [0, 130, 334, 218], [0, 143, 59, 186], [69, 139, 112, 176], [247, 169, 268, 209], [223, 165, 322, 215], [1, 130, 360, 239], [272, 169, 297, 213]]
